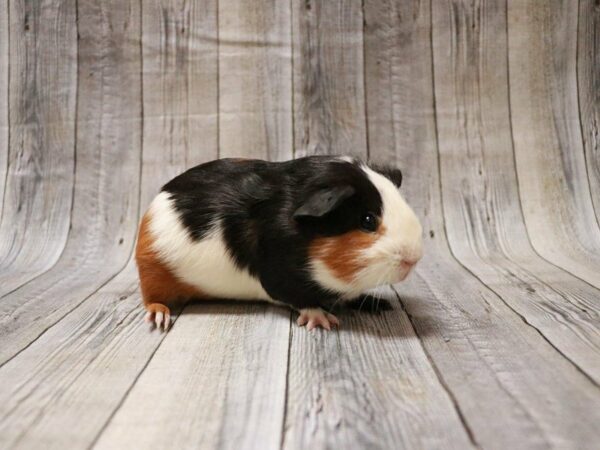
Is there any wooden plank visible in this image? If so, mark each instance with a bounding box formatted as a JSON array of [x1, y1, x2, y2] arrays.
[[578, 0, 600, 220], [396, 270, 600, 449], [292, 0, 367, 158], [365, 0, 434, 168], [96, 2, 293, 448], [219, 0, 292, 160], [138, 0, 219, 189], [0, 0, 8, 218], [365, 0, 600, 447], [0, 0, 77, 295], [0, 0, 143, 366], [96, 302, 290, 450], [432, 0, 600, 382], [285, 2, 472, 448], [0, 0, 220, 446], [283, 288, 473, 450], [0, 264, 160, 449], [508, 0, 600, 288]]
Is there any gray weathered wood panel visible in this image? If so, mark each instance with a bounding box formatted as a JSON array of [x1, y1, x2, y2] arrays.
[[367, 1, 600, 448], [0, 0, 77, 296], [509, 0, 600, 288], [0, 0, 143, 367], [578, 0, 600, 222], [0, 0, 8, 219], [97, 2, 292, 449], [284, 2, 474, 449], [433, 0, 600, 382], [0, 0, 599, 448], [292, 0, 367, 158], [219, 0, 293, 160]]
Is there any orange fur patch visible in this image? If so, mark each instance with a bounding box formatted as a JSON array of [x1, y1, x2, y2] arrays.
[[135, 212, 205, 308], [309, 225, 386, 283]]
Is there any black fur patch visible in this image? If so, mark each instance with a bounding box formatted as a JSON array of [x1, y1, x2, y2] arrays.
[[369, 163, 403, 187], [161, 156, 386, 309]]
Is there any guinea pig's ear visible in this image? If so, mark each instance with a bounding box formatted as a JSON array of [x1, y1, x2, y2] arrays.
[[293, 185, 356, 218], [370, 164, 403, 187]]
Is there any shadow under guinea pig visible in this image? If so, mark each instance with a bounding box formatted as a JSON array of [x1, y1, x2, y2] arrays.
[[174, 293, 434, 339]]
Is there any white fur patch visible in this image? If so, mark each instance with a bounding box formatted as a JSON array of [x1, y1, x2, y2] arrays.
[[311, 259, 362, 298], [309, 163, 423, 297], [359, 165, 423, 283], [147, 192, 274, 302]]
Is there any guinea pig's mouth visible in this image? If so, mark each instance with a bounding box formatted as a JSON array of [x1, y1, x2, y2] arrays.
[[396, 260, 417, 282]]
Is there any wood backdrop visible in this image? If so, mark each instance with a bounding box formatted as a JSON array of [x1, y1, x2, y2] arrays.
[[0, 0, 599, 448]]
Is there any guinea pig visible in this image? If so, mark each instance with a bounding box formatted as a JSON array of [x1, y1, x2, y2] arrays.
[[135, 156, 423, 331]]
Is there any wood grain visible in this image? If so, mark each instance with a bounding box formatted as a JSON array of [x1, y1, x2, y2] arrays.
[[0, 0, 77, 296], [508, 0, 600, 288], [0, 266, 158, 449], [0, 0, 143, 366], [292, 0, 367, 157], [283, 288, 473, 450], [285, 3, 474, 448], [0, 0, 600, 448], [138, 0, 219, 200], [0, 0, 212, 445], [578, 0, 600, 222], [95, 1, 293, 448], [96, 302, 291, 450], [366, 0, 600, 448], [433, 0, 600, 383], [219, 0, 292, 160], [0, 0, 8, 218]]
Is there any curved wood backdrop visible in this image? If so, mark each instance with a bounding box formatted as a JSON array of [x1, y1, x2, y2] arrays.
[[0, 0, 598, 448]]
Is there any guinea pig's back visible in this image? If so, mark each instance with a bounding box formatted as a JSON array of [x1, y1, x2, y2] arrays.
[[136, 159, 274, 302]]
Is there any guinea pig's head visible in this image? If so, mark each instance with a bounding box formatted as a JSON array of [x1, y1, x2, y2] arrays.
[[294, 158, 423, 298]]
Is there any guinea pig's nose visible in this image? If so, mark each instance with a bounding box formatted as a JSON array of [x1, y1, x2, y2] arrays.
[[400, 259, 417, 270], [400, 255, 421, 269]]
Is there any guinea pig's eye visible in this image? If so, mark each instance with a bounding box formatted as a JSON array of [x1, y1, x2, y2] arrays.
[[360, 213, 378, 232]]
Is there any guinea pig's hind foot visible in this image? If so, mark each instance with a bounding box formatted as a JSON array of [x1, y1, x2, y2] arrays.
[[144, 303, 171, 332], [297, 308, 339, 331]]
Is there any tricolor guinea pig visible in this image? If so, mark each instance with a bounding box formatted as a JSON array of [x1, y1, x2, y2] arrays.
[[135, 156, 423, 331]]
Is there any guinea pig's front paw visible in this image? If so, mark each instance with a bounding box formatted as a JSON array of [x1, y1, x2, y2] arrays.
[[296, 308, 339, 331], [144, 303, 171, 332]]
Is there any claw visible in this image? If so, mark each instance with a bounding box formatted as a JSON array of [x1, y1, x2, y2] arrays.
[[155, 312, 164, 330], [297, 315, 308, 326], [144, 303, 172, 332], [326, 313, 339, 326]]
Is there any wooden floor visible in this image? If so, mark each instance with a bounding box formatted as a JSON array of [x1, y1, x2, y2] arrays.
[[0, 0, 599, 448]]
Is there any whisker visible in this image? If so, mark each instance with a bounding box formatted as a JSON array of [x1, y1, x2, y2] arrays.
[[327, 296, 344, 314]]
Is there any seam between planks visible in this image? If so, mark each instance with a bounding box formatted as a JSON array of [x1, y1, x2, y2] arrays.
[[392, 285, 480, 448], [216, 0, 220, 159], [423, 3, 479, 446], [7, 297, 143, 447], [360, 0, 370, 162], [87, 322, 173, 450], [575, 0, 600, 229], [0, 257, 141, 370], [0, 0, 10, 227], [87, 2, 151, 444], [290, 0, 296, 159], [278, 310, 293, 450]]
